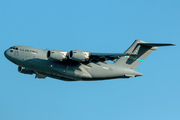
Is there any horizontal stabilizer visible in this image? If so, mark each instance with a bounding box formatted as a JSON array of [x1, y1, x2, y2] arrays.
[[138, 43, 175, 47]]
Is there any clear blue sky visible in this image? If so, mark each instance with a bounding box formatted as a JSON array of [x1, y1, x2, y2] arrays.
[[1, 0, 179, 120]]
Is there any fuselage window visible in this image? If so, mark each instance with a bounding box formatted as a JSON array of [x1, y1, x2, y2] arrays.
[[25, 50, 29, 52], [20, 49, 24, 51], [9, 46, 18, 50], [10, 50, 13, 52]]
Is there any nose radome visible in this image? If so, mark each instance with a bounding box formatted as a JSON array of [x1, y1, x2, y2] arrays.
[[4, 50, 8, 58], [4, 49, 11, 60]]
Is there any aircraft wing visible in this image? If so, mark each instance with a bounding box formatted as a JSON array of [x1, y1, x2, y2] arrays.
[[90, 43, 175, 61], [47, 49, 135, 62], [91, 53, 129, 57], [90, 53, 133, 61]]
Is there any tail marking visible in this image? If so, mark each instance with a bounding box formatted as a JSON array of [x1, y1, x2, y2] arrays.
[[125, 56, 144, 62]]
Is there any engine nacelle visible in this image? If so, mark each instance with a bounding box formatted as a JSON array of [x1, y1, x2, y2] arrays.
[[47, 50, 68, 61], [69, 50, 90, 62], [18, 66, 34, 75]]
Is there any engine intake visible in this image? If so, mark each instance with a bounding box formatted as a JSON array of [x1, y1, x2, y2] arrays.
[[47, 50, 68, 61], [69, 50, 90, 62], [18, 66, 34, 75]]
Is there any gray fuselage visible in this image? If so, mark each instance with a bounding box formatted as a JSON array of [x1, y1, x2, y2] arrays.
[[4, 46, 142, 81]]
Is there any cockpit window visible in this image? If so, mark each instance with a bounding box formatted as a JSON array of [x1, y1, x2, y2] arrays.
[[10, 46, 18, 50]]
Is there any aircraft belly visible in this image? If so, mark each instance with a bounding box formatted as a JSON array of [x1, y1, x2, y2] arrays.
[[90, 69, 122, 79], [86, 63, 123, 79]]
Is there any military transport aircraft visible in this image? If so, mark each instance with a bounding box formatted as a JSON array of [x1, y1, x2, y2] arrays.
[[4, 40, 174, 81]]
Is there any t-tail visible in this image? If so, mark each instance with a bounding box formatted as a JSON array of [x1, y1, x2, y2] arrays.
[[115, 40, 174, 69]]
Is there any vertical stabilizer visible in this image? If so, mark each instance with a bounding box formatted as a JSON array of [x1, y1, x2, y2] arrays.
[[115, 40, 174, 69], [115, 40, 158, 69]]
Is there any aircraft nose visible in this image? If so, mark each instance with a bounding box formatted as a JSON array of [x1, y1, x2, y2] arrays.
[[4, 50, 8, 58], [4, 49, 11, 60]]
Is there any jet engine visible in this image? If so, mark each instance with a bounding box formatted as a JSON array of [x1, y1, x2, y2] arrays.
[[47, 50, 68, 61], [69, 50, 90, 62], [18, 66, 34, 75]]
